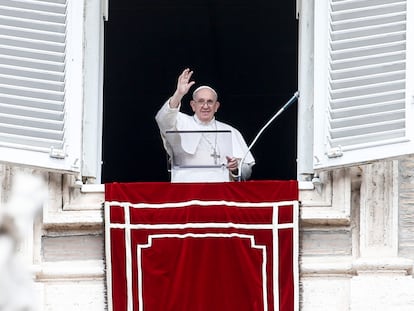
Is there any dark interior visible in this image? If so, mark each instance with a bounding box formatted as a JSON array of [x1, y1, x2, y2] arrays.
[[102, 0, 298, 182]]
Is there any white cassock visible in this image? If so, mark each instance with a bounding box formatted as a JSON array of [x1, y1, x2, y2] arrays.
[[155, 101, 255, 183]]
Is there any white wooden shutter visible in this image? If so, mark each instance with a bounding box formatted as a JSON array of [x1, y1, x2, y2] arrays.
[[313, 0, 414, 169], [0, 0, 83, 172]]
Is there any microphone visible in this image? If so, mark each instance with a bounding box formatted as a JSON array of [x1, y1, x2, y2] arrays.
[[237, 91, 299, 181]]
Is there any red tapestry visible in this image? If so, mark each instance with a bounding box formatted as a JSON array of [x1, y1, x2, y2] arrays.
[[105, 181, 298, 311]]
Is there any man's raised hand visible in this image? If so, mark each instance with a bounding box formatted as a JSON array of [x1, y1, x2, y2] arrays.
[[176, 68, 195, 96], [169, 68, 196, 108]]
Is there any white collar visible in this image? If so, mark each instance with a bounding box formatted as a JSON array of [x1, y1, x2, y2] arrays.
[[193, 114, 216, 126]]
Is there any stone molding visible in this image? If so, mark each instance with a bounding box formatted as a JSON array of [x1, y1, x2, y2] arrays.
[[300, 168, 355, 225]]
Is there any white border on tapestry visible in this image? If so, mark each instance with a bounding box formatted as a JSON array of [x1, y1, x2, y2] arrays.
[[137, 233, 268, 311]]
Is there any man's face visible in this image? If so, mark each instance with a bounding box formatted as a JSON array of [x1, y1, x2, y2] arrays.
[[190, 88, 220, 122]]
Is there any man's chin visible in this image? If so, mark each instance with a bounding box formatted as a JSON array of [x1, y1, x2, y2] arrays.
[[199, 114, 212, 122]]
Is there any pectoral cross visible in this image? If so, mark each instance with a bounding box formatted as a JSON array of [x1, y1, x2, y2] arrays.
[[211, 149, 220, 165]]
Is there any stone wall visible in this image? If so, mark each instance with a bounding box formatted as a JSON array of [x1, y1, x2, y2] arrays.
[[300, 160, 414, 311]]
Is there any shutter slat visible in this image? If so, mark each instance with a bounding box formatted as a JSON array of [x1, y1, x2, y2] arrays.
[[0, 6, 65, 24], [330, 90, 404, 109], [330, 119, 405, 139], [0, 132, 63, 149], [0, 122, 63, 140], [331, 20, 405, 41], [331, 0, 405, 11], [331, 41, 405, 61], [0, 64, 64, 81], [330, 99, 404, 118], [36, 0, 66, 4], [0, 45, 64, 63], [331, 2, 406, 21], [330, 70, 405, 89], [0, 15, 65, 33], [0, 24, 65, 43], [0, 35, 64, 52], [332, 11, 405, 31], [0, 113, 63, 130], [330, 50, 405, 70], [330, 61, 405, 80], [0, 102, 63, 120], [0, 73, 64, 92], [0, 0, 66, 15], [329, 129, 405, 148], [0, 55, 64, 72], [0, 94, 63, 111], [330, 109, 405, 128], [0, 84, 64, 101], [331, 31, 405, 50], [330, 80, 405, 100]]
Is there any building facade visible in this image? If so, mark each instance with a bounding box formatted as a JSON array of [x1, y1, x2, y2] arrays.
[[0, 0, 413, 310]]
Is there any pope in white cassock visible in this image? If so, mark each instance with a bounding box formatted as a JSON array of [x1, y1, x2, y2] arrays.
[[156, 68, 255, 182]]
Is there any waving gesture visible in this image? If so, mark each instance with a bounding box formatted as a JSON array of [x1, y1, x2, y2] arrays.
[[169, 68, 195, 108]]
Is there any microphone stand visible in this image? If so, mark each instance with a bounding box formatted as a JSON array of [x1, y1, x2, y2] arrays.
[[237, 91, 299, 181]]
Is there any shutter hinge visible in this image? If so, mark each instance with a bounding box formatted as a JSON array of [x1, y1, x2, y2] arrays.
[[49, 146, 67, 159], [327, 146, 343, 158], [71, 158, 80, 171]]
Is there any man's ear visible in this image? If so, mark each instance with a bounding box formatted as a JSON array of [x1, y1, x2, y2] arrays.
[[190, 100, 196, 112], [215, 101, 220, 112]]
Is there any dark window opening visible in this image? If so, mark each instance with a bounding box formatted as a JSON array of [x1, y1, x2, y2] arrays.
[[102, 0, 298, 183]]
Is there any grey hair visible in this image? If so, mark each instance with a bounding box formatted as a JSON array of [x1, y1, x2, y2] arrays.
[[192, 85, 218, 100]]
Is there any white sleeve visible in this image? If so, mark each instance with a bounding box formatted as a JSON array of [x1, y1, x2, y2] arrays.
[[155, 100, 180, 133], [231, 128, 255, 164], [230, 127, 255, 181]]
